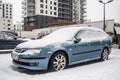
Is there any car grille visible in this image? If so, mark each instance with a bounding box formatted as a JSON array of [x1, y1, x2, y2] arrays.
[[15, 48, 26, 53], [13, 60, 30, 66], [13, 60, 39, 66]]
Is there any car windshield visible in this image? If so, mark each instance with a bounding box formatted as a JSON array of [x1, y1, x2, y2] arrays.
[[41, 28, 79, 42]]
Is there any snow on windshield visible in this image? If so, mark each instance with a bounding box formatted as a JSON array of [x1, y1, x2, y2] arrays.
[[41, 27, 79, 42], [17, 27, 80, 48]]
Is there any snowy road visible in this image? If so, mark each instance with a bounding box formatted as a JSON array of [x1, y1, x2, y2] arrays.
[[0, 49, 120, 80]]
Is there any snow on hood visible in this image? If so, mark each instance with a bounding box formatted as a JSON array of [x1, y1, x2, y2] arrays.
[[16, 39, 53, 48], [17, 27, 79, 48]]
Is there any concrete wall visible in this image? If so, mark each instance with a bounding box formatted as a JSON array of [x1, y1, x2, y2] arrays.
[[85, 20, 114, 33], [16, 31, 38, 39], [19, 19, 115, 39]]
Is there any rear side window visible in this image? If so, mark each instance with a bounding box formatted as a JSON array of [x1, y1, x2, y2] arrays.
[[75, 30, 107, 41], [87, 30, 107, 40]]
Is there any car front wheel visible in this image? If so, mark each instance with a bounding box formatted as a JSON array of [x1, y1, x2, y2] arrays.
[[49, 51, 67, 71]]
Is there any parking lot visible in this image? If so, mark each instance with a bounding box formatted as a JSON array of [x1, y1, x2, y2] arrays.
[[0, 49, 120, 80]]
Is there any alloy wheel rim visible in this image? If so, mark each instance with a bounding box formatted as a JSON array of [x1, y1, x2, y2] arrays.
[[53, 54, 66, 71], [103, 49, 108, 60]]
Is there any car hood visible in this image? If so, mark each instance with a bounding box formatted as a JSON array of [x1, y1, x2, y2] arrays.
[[16, 38, 70, 49]]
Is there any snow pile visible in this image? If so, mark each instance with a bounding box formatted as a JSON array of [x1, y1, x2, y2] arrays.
[[0, 49, 120, 80]]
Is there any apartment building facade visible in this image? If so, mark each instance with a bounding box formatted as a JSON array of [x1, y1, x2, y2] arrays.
[[72, 0, 87, 23], [0, 0, 13, 31], [22, 0, 86, 30]]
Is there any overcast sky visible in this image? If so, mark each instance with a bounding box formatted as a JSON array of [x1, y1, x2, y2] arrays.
[[3, 0, 120, 24]]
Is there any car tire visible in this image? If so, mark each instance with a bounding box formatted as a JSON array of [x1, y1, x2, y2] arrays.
[[49, 51, 67, 71], [101, 48, 109, 61]]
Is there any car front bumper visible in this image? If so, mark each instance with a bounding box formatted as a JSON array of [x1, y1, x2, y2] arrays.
[[12, 56, 49, 70]]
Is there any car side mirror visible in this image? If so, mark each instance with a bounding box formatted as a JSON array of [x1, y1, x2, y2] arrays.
[[74, 38, 81, 43], [14, 37, 17, 40]]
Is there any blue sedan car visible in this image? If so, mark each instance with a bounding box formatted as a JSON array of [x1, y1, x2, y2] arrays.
[[11, 27, 111, 71]]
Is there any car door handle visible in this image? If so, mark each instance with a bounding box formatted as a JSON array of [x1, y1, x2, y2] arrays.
[[87, 42, 90, 45]]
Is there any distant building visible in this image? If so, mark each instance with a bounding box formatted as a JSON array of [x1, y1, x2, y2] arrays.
[[114, 23, 120, 48], [0, 0, 13, 31], [13, 23, 24, 31], [72, 0, 87, 23], [22, 0, 87, 31], [32, 19, 115, 39]]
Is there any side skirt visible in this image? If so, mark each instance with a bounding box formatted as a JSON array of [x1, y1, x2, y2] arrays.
[[69, 56, 101, 66]]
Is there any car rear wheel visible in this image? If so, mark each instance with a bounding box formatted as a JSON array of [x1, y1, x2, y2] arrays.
[[101, 48, 109, 61], [49, 51, 67, 71]]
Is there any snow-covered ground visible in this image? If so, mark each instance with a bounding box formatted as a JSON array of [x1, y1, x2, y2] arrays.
[[0, 49, 120, 80]]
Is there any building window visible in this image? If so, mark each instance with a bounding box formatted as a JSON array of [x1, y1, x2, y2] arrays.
[[46, 5, 47, 9], [45, 10, 47, 14], [50, 6, 52, 9], [50, 11, 52, 15], [8, 20, 10, 22], [8, 24, 11, 26], [54, 2, 57, 5], [50, 1, 52, 4], [40, 9, 44, 13], [40, 4, 44, 8], [40, 0, 43, 3], [25, 2, 26, 5], [54, 12, 57, 15], [25, 7, 26, 10], [10, 11, 12, 13], [25, 12, 26, 15], [8, 28, 10, 30], [46, 0, 47, 3], [54, 7, 57, 10], [29, 11, 32, 13]]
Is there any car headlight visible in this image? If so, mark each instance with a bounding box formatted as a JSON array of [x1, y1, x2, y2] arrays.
[[24, 49, 42, 54]]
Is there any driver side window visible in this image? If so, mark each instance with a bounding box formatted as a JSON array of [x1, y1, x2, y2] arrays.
[[76, 30, 88, 41]]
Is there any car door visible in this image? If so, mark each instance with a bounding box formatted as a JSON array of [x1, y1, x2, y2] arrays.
[[86, 30, 102, 59], [70, 30, 92, 62]]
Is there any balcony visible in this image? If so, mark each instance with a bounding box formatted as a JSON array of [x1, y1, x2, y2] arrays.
[[22, 6, 25, 9], [22, 1, 24, 4], [80, 0, 86, 3], [22, 11, 25, 14], [58, 2, 70, 5]]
